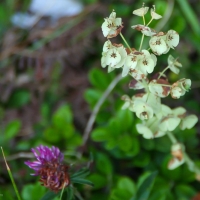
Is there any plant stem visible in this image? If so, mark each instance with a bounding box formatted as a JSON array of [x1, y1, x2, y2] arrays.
[[166, 132, 177, 144], [139, 34, 145, 51], [120, 33, 132, 52], [158, 66, 170, 79], [1, 147, 22, 200], [146, 17, 153, 26], [142, 15, 146, 25], [184, 153, 200, 174], [82, 74, 122, 149]]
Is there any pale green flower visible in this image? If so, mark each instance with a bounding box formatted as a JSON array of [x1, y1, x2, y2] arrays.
[[168, 55, 182, 74], [101, 11, 122, 38], [166, 30, 179, 49], [137, 50, 157, 74], [180, 115, 198, 130], [131, 24, 156, 36], [133, 6, 149, 16], [122, 51, 142, 77], [171, 78, 191, 99], [148, 79, 170, 98], [159, 117, 181, 132], [151, 6, 162, 20], [149, 34, 168, 55]]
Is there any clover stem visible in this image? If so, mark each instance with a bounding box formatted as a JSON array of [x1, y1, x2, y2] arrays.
[[120, 33, 132, 52], [158, 66, 170, 79], [139, 34, 145, 51]]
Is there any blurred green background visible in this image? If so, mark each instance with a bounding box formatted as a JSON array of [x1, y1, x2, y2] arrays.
[[0, 0, 200, 199]]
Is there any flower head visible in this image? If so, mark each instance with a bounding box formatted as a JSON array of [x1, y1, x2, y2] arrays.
[[101, 10, 123, 38], [101, 41, 127, 72], [25, 145, 70, 192]]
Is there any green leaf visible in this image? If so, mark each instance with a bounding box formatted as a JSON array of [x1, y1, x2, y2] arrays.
[[175, 184, 196, 199], [115, 109, 134, 131], [117, 177, 136, 195], [52, 104, 73, 128], [131, 171, 158, 200], [43, 127, 60, 142], [118, 135, 133, 152], [70, 168, 90, 179], [84, 89, 102, 108], [87, 174, 106, 190], [7, 90, 30, 108], [5, 120, 21, 141], [96, 153, 113, 175], [40, 191, 59, 200], [71, 178, 94, 187], [88, 68, 110, 90], [91, 127, 110, 142], [66, 187, 74, 200], [22, 182, 46, 200]]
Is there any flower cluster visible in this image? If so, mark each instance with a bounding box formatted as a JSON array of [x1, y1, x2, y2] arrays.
[[25, 145, 70, 192], [101, 5, 198, 172]]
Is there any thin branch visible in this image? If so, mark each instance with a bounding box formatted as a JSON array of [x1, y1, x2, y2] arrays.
[[82, 74, 122, 146]]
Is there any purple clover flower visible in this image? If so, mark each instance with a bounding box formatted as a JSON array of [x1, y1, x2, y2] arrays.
[[25, 145, 70, 192]]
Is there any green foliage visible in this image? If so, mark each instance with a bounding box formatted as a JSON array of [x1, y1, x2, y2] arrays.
[[110, 177, 136, 200], [5, 120, 21, 141], [43, 104, 81, 147], [6, 89, 31, 108], [91, 109, 140, 158], [132, 171, 157, 200], [22, 182, 46, 200]]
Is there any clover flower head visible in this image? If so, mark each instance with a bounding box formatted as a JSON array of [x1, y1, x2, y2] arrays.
[[25, 145, 70, 192], [101, 10, 123, 38]]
